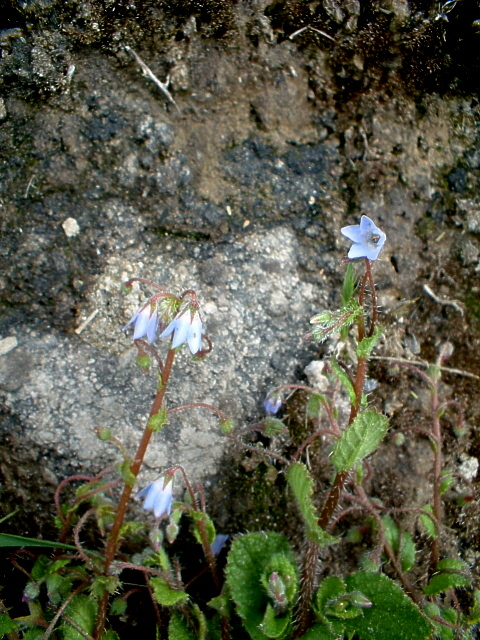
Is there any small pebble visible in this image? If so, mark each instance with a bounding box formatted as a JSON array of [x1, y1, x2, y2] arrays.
[[62, 217, 80, 237], [0, 336, 18, 355]]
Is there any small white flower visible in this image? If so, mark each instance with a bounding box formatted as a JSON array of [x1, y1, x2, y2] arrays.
[[160, 309, 203, 354], [124, 304, 158, 343], [136, 475, 173, 519], [340, 215, 386, 261]]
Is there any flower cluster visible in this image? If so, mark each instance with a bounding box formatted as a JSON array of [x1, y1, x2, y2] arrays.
[[124, 298, 203, 355], [341, 215, 386, 261]]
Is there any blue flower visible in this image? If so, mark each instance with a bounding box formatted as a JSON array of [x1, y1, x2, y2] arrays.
[[124, 304, 158, 343], [211, 533, 229, 556], [341, 216, 386, 261], [160, 308, 203, 354], [263, 392, 282, 415], [137, 475, 173, 519]]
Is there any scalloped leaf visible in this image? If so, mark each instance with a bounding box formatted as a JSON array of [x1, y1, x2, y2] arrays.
[[341, 572, 433, 640], [225, 532, 296, 640], [331, 410, 389, 473]]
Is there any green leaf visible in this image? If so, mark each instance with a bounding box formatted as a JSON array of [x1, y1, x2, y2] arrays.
[[260, 604, 291, 639], [330, 358, 357, 405], [264, 417, 287, 436], [342, 264, 357, 306], [220, 418, 234, 435], [439, 475, 455, 494], [313, 576, 348, 636], [381, 517, 416, 572], [261, 554, 298, 606], [101, 632, 121, 640], [331, 410, 389, 473], [306, 394, 328, 420], [298, 623, 341, 639], [148, 405, 168, 432], [424, 558, 471, 595], [286, 463, 338, 548], [150, 577, 189, 606], [189, 511, 216, 547], [109, 597, 127, 616], [356, 328, 383, 360], [208, 594, 230, 617], [225, 532, 297, 640], [119, 459, 135, 486], [310, 301, 362, 344], [0, 533, 76, 550], [342, 572, 433, 640], [168, 612, 196, 640], [168, 605, 208, 640], [423, 603, 456, 640], [398, 531, 416, 573], [419, 505, 437, 539], [62, 594, 97, 640], [0, 613, 20, 634]]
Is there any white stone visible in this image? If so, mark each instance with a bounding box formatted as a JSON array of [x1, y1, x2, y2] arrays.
[[62, 217, 80, 237], [0, 336, 18, 356]]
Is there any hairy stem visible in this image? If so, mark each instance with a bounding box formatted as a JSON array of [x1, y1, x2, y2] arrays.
[[295, 259, 377, 635], [94, 348, 176, 638]]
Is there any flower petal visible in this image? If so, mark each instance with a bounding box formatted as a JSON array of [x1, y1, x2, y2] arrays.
[[359, 215, 378, 234], [133, 307, 150, 340], [341, 224, 363, 243], [347, 243, 369, 259], [187, 313, 203, 354], [146, 311, 158, 343], [153, 481, 173, 518], [170, 312, 190, 349], [159, 317, 176, 339]]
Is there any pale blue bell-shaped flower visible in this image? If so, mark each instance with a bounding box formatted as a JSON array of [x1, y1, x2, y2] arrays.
[[124, 304, 159, 343], [263, 393, 282, 415], [160, 309, 203, 354], [136, 476, 173, 519], [340, 215, 386, 261]]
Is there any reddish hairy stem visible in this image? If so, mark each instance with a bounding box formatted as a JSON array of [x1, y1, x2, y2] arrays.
[[94, 348, 176, 638], [295, 260, 378, 636]]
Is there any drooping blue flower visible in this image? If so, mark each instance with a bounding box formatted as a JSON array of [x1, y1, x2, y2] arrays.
[[160, 308, 203, 354], [340, 215, 386, 261], [263, 392, 282, 415], [124, 304, 158, 343], [137, 475, 173, 519], [211, 534, 229, 556]]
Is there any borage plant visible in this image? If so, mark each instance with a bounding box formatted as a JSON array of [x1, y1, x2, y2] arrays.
[[2, 218, 478, 640]]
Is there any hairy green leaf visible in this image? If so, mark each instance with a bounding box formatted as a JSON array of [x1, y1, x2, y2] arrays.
[[342, 572, 433, 640], [356, 328, 383, 360], [0, 613, 19, 635], [264, 417, 287, 436], [61, 594, 97, 640], [424, 558, 471, 595], [225, 532, 296, 640], [150, 577, 189, 606], [148, 405, 168, 432], [306, 394, 328, 420], [419, 505, 437, 539], [168, 611, 196, 640], [330, 358, 357, 405], [331, 410, 389, 473], [287, 463, 338, 548], [261, 605, 291, 639]]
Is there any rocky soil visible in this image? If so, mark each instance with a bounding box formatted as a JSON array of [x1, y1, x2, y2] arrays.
[[0, 0, 479, 588]]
